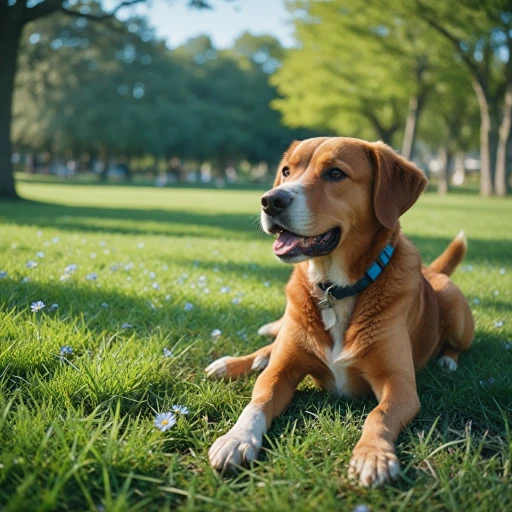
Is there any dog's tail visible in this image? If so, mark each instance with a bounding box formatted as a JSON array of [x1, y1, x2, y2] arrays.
[[429, 231, 467, 277]]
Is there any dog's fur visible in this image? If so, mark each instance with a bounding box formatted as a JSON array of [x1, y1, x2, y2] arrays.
[[205, 137, 474, 487]]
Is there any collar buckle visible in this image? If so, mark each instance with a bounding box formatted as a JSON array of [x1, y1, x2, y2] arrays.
[[318, 286, 337, 310]]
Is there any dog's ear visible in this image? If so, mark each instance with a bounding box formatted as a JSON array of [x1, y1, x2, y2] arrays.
[[369, 141, 427, 229]]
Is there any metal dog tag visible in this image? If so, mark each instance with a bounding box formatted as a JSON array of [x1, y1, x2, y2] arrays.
[[318, 289, 336, 310]]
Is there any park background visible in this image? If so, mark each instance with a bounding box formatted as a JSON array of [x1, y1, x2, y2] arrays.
[[0, 1, 511, 511]]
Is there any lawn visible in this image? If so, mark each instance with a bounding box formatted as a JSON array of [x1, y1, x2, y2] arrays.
[[0, 181, 511, 512]]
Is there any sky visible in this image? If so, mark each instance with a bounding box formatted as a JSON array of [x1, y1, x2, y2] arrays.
[[124, 0, 296, 49]]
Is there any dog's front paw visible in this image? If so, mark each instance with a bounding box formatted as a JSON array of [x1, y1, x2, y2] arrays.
[[204, 356, 233, 379], [208, 432, 261, 473], [348, 444, 400, 487]]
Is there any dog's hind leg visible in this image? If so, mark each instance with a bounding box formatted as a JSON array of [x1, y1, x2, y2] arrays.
[[257, 316, 284, 338], [432, 275, 474, 372], [205, 343, 274, 380]]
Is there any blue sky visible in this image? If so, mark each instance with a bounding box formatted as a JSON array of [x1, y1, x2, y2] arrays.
[[125, 0, 296, 49]]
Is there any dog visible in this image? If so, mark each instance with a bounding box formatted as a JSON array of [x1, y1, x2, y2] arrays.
[[205, 137, 474, 487]]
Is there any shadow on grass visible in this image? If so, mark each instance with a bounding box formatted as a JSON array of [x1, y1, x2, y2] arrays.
[[0, 199, 261, 239], [15, 174, 271, 192], [1, 199, 511, 265]]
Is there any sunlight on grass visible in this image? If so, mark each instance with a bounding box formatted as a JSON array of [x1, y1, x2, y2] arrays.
[[0, 183, 511, 511]]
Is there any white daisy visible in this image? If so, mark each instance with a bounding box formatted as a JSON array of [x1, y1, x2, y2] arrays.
[[171, 405, 189, 415], [154, 412, 176, 432], [31, 301, 45, 312]]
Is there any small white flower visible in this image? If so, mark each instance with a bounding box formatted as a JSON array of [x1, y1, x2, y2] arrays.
[[124, 263, 134, 270], [171, 405, 189, 415], [86, 273, 98, 281], [203, 288, 210, 294], [0, 271, 7, 279], [11, 243, 17, 249], [31, 301, 45, 312], [60, 345, 73, 356], [101, 303, 108, 308], [473, 298, 480, 304], [60, 274, 71, 281], [22, 277, 30, 283], [237, 330, 248, 340], [264, 281, 270, 287], [163, 348, 174, 358], [90, 253, 97, 259], [495, 321, 504, 328], [37, 230, 43, 237], [162, 265, 168, 271], [65, 264, 77, 273], [499, 268, 506, 275], [36, 251, 45, 258], [122, 323, 133, 329], [184, 302, 194, 311], [213, 267, 219, 273], [232, 297, 242, 305], [152, 282, 160, 290], [493, 290, 499, 296], [149, 271, 156, 279], [220, 286, 230, 294], [504, 341, 512, 350], [199, 275, 207, 282], [100, 241, 106, 247], [154, 412, 176, 432], [353, 506, 370, 512], [165, 294, 171, 301], [52, 237, 59, 243], [137, 242, 144, 249], [26, 260, 38, 269], [211, 329, 222, 337], [127, 276, 132, 281], [50, 303, 59, 311]]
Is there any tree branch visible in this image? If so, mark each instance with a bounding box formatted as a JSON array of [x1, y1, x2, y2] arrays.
[[415, 0, 484, 86], [23, 0, 63, 23], [23, 0, 145, 24], [59, 0, 145, 21]]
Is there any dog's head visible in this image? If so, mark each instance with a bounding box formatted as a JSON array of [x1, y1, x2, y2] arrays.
[[260, 137, 427, 263]]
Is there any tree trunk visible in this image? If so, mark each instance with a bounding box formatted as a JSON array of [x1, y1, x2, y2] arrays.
[[401, 95, 423, 161], [0, 21, 22, 199], [438, 146, 448, 195], [472, 80, 494, 196], [451, 150, 466, 186], [495, 83, 512, 197]]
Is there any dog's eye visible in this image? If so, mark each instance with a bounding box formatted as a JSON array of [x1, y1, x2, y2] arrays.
[[328, 168, 346, 180], [282, 167, 290, 178]]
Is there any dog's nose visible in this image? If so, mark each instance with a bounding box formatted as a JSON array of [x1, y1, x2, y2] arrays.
[[261, 189, 293, 216]]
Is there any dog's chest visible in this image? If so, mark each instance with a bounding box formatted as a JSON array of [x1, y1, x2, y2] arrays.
[[321, 296, 356, 397]]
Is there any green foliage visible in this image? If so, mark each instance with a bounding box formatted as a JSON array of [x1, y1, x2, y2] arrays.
[[0, 180, 511, 510], [272, 0, 483, 151], [13, 14, 313, 168]]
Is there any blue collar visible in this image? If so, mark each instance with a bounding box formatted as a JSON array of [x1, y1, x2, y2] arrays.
[[317, 244, 394, 310]]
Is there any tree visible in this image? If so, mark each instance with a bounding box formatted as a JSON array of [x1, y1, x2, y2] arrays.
[[418, 59, 479, 194], [13, 20, 309, 178], [272, 0, 449, 155], [413, 0, 512, 196], [0, 0, 232, 199]]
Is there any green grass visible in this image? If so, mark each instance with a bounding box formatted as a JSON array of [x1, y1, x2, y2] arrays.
[[0, 181, 511, 511]]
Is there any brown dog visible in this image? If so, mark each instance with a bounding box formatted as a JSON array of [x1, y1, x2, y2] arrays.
[[205, 137, 474, 487]]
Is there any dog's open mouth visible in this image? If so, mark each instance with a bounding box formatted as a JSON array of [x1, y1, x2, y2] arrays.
[[271, 226, 341, 259]]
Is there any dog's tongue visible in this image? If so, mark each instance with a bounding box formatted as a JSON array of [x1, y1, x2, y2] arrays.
[[273, 230, 303, 256]]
